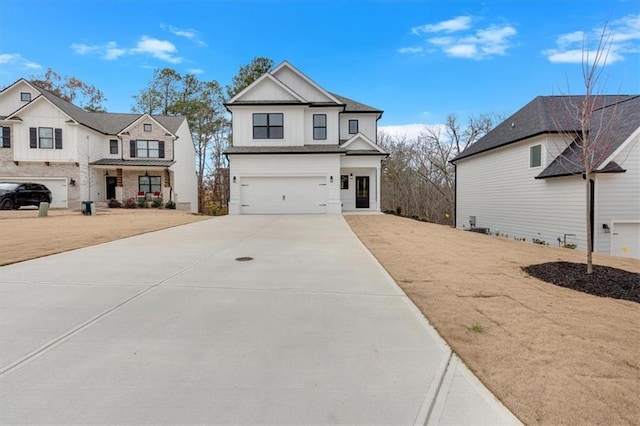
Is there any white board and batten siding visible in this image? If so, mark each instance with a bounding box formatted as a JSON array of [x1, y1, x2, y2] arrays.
[[228, 154, 341, 215], [231, 106, 305, 148], [594, 133, 640, 258], [455, 135, 588, 249]]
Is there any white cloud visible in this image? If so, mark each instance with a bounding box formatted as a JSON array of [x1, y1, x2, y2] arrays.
[[403, 16, 517, 60], [543, 13, 640, 64], [160, 23, 206, 46], [71, 36, 182, 63], [131, 36, 182, 63], [187, 68, 204, 75], [0, 53, 42, 69], [72, 41, 126, 60], [397, 46, 424, 55], [412, 16, 472, 35]]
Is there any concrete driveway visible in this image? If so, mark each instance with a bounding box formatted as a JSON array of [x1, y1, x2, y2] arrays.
[[0, 215, 518, 424]]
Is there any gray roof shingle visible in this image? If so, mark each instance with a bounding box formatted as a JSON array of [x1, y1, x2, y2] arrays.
[[452, 95, 638, 164], [90, 159, 176, 167], [30, 85, 186, 135]]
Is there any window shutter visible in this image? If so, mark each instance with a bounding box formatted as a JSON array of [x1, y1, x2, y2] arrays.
[[29, 127, 37, 148], [54, 128, 63, 149], [159, 141, 165, 158], [130, 140, 136, 158], [1, 126, 10, 148]]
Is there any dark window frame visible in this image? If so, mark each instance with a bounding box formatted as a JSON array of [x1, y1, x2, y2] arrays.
[[1, 126, 10, 148], [38, 127, 54, 149], [253, 113, 284, 139], [138, 175, 162, 194], [348, 119, 358, 135], [313, 114, 327, 140], [143, 123, 152, 132], [530, 144, 542, 168], [340, 175, 349, 190], [20, 92, 31, 102], [110, 139, 118, 154]]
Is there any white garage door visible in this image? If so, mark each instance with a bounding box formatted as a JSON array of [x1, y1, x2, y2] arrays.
[[611, 222, 640, 259], [240, 176, 327, 214], [0, 177, 68, 208]]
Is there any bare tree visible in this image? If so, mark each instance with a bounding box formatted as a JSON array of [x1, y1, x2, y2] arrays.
[[552, 22, 621, 274], [380, 114, 496, 224]]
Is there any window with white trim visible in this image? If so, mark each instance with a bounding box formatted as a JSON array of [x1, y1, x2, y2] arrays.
[[20, 92, 31, 102], [1, 126, 10, 148], [110, 140, 118, 154], [39, 127, 53, 149], [143, 124, 152, 132], [137, 140, 160, 158], [530, 144, 542, 168]]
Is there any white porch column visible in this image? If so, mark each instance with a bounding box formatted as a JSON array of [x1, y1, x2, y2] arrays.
[[376, 163, 381, 212]]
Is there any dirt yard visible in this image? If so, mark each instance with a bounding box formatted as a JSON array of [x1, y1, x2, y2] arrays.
[[346, 214, 640, 426], [0, 208, 210, 266]]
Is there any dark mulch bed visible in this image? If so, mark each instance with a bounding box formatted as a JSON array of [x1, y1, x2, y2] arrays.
[[522, 261, 640, 304]]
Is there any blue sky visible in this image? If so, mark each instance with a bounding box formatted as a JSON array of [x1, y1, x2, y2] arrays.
[[1, 0, 638, 138]]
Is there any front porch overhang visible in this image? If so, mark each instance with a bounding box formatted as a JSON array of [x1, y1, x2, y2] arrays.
[[90, 158, 175, 168]]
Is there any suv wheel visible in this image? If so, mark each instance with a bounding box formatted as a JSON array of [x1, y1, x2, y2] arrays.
[[0, 198, 14, 210]]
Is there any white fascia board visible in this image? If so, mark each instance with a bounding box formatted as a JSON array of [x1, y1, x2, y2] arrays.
[[119, 113, 175, 137], [341, 132, 386, 153], [228, 73, 307, 104], [598, 125, 640, 170]]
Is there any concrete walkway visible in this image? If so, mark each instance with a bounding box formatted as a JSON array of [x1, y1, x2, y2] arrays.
[[0, 215, 520, 424]]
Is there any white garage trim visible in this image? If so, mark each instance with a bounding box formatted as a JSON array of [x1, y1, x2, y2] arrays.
[[610, 221, 640, 259], [240, 176, 327, 214], [0, 177, 69, 208]]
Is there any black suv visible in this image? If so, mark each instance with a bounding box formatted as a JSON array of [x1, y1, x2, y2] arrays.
[[0, 182, 52, 210]]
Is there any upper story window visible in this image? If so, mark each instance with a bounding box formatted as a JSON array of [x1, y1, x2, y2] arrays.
[[313, 114, 327, 140], [253, 113, 283, 139], [1, 126, 10, 148], [348, 119, 358, 135], [39, 128, 53, 149], [131, 140, 164, 158], [29, 127, 63, 149], [530, 144, 542, 168], [20, 92, 31, 102], [110, 139, 118, 154], [143, 124, 152, 132]]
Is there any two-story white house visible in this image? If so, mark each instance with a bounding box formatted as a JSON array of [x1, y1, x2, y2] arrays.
[[224, 61, 387, 214], [0, 79, 197, 212], [452, 95, 640, 259]]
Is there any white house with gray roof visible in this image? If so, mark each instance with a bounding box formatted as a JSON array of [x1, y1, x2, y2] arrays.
[[451, 95, 640, 259], [0, 79, 197, 212], [224, 61, 387, 214]]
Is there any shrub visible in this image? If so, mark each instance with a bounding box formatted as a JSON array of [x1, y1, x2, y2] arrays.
[[396, 206, 402, 215], [561, 243, 577, 249], [205, 201, 228, 216], [123, 197, 137, 209], [151, 198, 163, 208], [137, 198, 148, 208], [165, 200, 176, 209], [107, 198, 122, 208]]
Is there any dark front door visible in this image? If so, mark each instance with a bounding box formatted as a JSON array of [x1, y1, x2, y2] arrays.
[[355, 176, 369, 208], [106, 176, 117, 199]]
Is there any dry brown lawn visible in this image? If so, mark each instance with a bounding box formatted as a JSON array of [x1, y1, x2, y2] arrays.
[[346, 214, 640, 426], [0, 208, 210, 266]]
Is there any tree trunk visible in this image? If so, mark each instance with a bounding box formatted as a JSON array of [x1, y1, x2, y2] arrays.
[[585, 172, 593, 274]]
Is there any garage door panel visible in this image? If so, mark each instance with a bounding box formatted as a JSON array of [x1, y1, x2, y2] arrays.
[[0, 178, 68, 208], [611, 222, 640, 259], [241, 177, 326, 214]]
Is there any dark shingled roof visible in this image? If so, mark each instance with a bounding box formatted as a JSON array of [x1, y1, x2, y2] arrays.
[[225, 145, 346, 155], [27, 84, 186, 135], [535, 95, 640, 178], [452, 95, 639, 165], [330, 93, 382, 113], [90, 159, 176, 167]]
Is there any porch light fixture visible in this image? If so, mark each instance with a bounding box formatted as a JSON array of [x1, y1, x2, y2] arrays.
[[144, 170, 149, 177], [69, 178, 76, 186], [105, 170, 110, 176], [330, 176, 333, 183], [233, 176, 236, 183]]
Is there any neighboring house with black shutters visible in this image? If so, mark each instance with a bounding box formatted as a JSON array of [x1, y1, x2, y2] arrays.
[[0, 79, 197, 212]]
